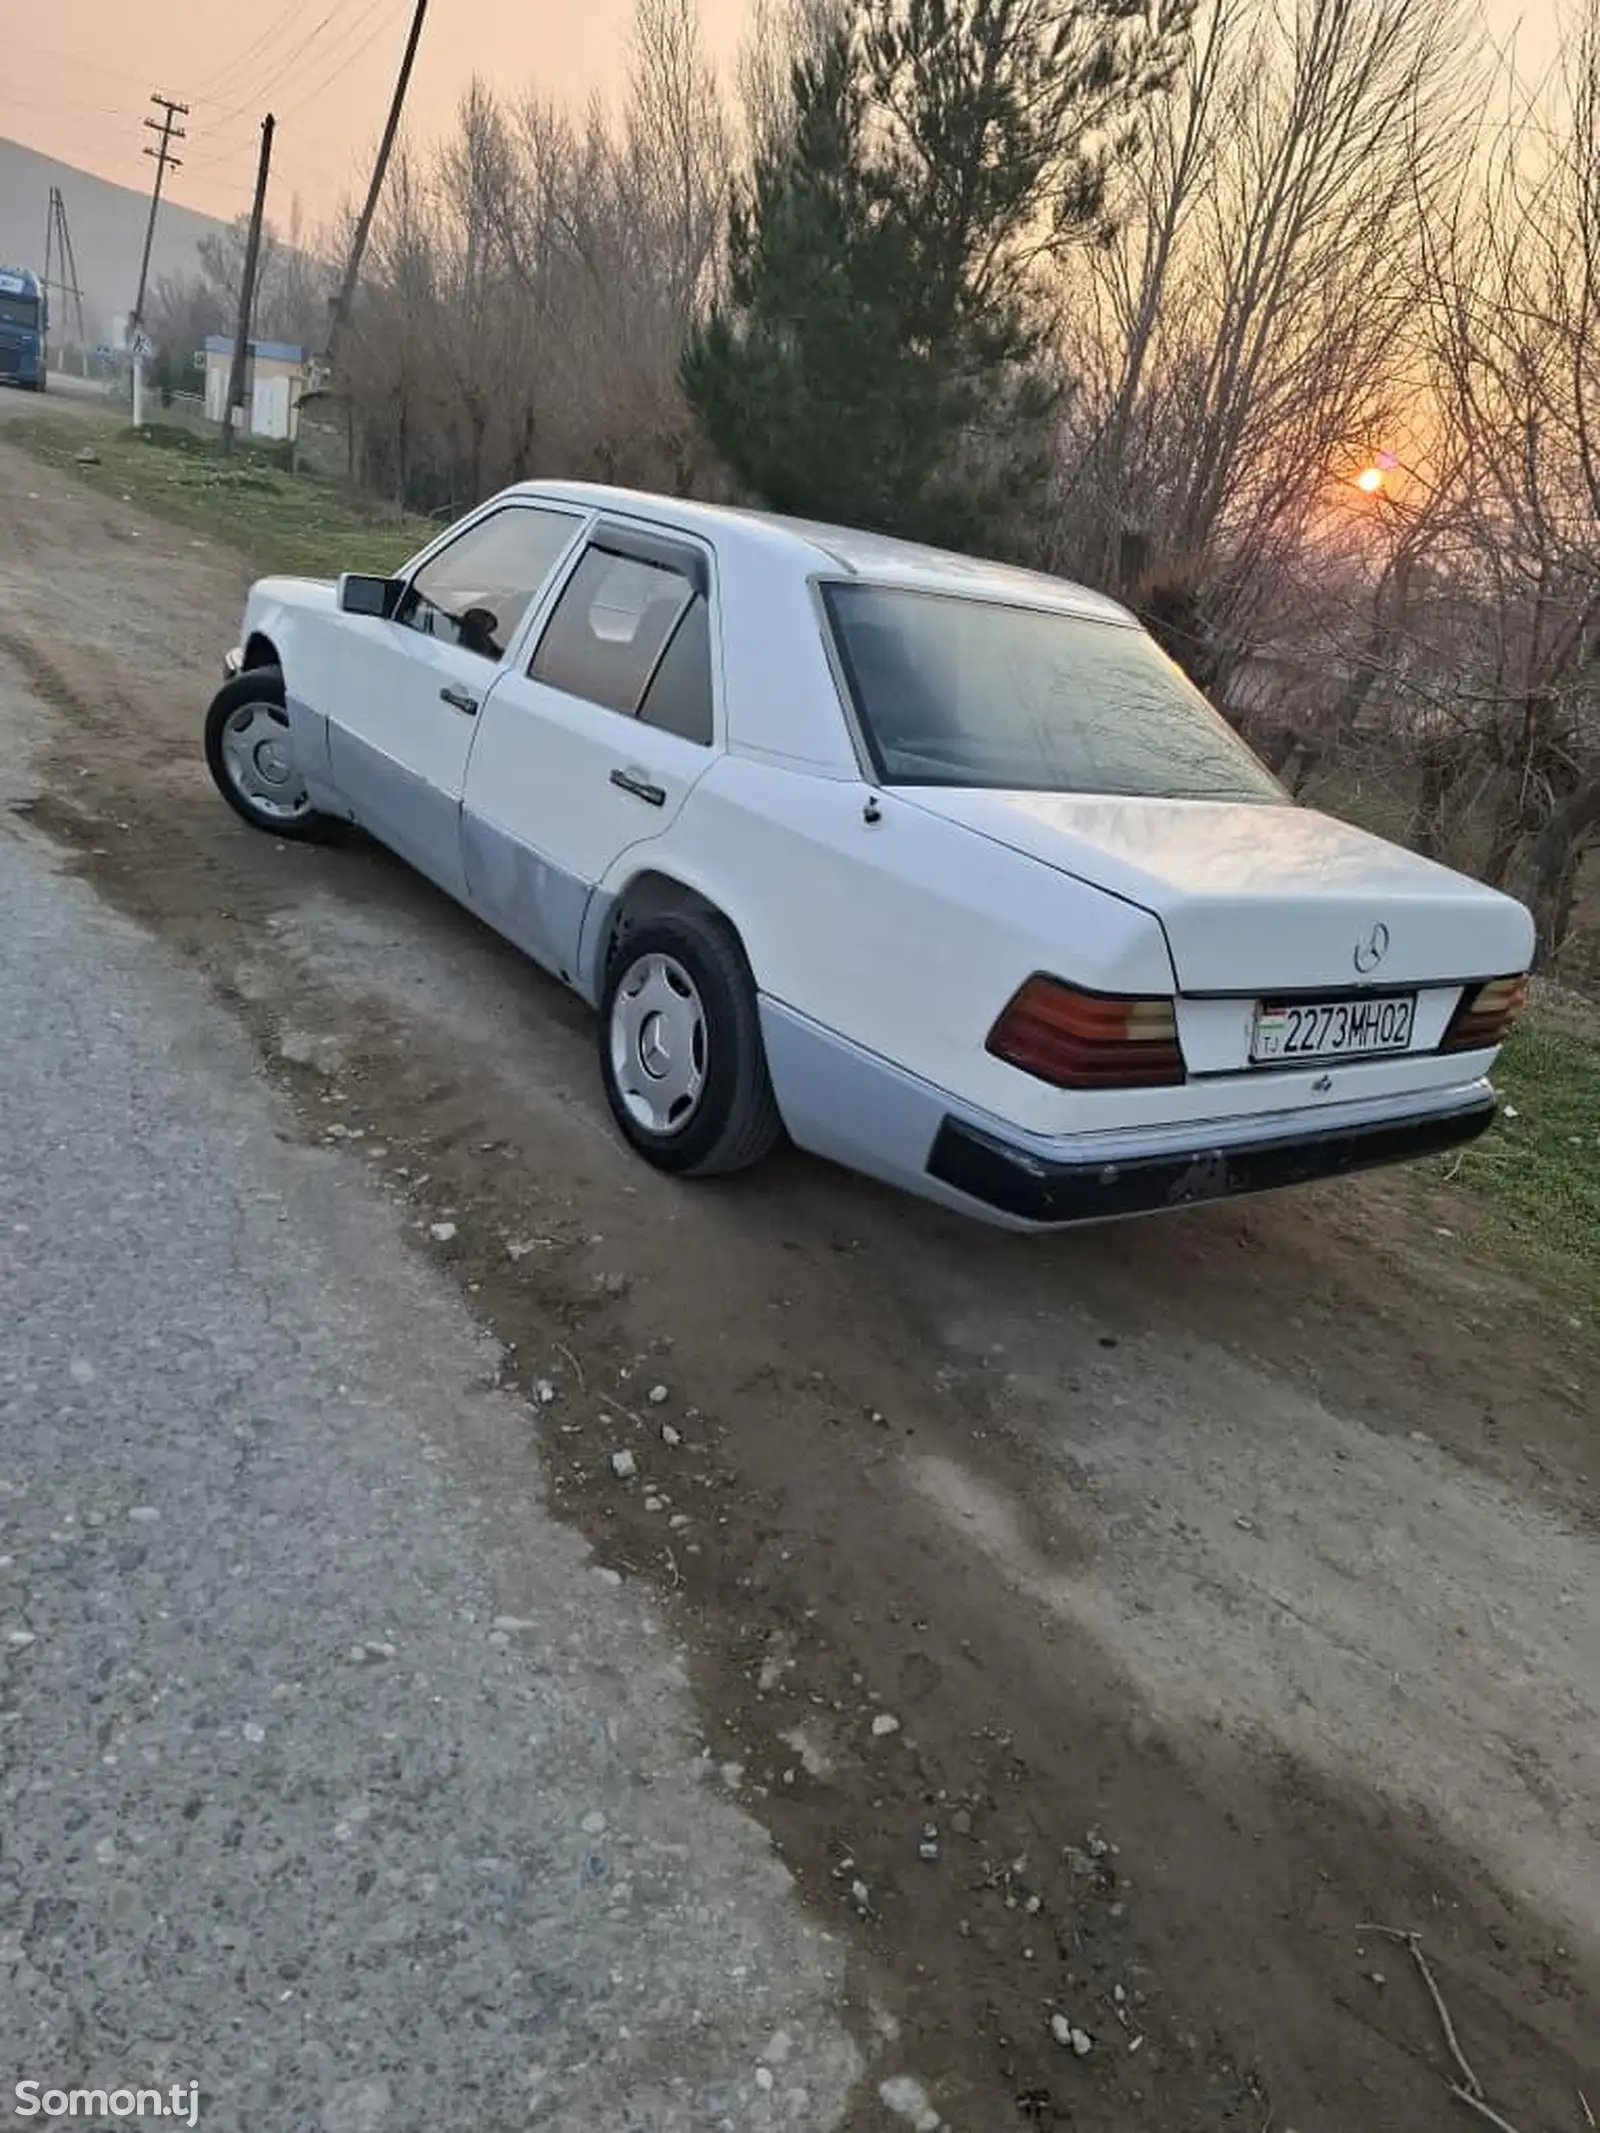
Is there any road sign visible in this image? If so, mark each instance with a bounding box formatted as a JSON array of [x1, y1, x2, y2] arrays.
[[130, 329, 153, 361]]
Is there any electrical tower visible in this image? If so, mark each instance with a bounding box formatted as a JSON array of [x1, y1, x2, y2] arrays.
[[42, 187, 86, 356], [131, 91, 188, 337]]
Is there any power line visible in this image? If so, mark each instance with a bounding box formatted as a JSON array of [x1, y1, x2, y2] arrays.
[[180, 129, 350, 196], [2, 44, 154, 92], [188, 1, 360, 139], [274, 0, 410, 126], [182, 0, 403, 210], [131, 92, 188, 332], [0, 87, 136, 124], [190, 0, 400, 161], [188, 0, 326, 101]]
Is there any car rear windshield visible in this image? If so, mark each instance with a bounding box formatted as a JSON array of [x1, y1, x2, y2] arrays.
[[822, 582, 1283, 801]]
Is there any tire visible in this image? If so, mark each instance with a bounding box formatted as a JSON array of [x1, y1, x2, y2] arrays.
[[203, 665, 332, 842], [599, 909, 785, 1178]]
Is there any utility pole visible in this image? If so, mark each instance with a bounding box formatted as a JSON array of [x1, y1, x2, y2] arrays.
[[42, 188, 55, 371], [221, 114, 275, 457], [322, 0, 428, 374], [131, 91, 186, 425], [132, 92, 187, 332], [42, 188, 86, 367], [57, 195, 86, 356]]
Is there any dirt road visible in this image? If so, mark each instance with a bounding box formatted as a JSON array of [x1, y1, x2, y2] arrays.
[[3, 439, 1596, 2131], [0, 374, 118, 426]]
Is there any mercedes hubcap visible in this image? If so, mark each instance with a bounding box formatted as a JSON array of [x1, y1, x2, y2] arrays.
[[221, 701, 312, 822], [609, 953, 708, 1137]]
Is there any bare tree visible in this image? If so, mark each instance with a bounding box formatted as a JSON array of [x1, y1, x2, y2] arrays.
[[737, 0, 842, 161], [1055, 0, 1475, 688], [338, 0, 733, 509], [1411, 1, 1600, 957], [195, 203, 329, 348]]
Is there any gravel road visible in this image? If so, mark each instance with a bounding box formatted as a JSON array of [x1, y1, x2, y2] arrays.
[[0, 776, 859, 2127], [0, 376, 117, 427], [1, 437, 1596, 2132]]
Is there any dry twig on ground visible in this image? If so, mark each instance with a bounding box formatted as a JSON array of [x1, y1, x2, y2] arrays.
[[1448, 2086, 1526, 2133], [1359, 1924, 1486, 2099]]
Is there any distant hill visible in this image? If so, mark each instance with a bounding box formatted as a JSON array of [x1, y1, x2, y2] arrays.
[[0, 137, 229, 345]]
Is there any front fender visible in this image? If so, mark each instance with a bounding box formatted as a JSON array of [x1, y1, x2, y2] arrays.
[[232, 578, 345, 813], [239, 576, 338, 660]]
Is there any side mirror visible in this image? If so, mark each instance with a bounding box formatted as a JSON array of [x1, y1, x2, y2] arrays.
[[338, 572, 403, 619]]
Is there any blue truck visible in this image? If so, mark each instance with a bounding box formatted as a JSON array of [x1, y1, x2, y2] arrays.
[[0, 265, 47, 391]]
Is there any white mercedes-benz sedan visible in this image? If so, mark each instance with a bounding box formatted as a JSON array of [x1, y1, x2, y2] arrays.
[[203, 481, 1533, 1229]]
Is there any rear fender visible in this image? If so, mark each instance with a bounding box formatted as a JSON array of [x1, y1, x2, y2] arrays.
[[591, 756, 1177, 1133]]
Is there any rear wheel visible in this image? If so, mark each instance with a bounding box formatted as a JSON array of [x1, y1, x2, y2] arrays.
[[204, 665, 331, 841], [599, 910, 784, 1177]]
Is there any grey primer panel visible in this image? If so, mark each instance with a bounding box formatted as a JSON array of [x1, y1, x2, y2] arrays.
[[573, 885, 620, 1006], [757, 1001, 986, 1207], [461, 809, 599, 993], [284, 695, 346, 815], [333, 729, 466, 900], [759, 1001, 1065, 1230]]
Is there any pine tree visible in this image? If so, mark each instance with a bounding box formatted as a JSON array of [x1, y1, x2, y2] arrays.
[[683, 30, 930, 531], [684, 0, 1193, 548]]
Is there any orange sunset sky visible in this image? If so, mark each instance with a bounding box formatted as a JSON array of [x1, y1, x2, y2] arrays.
[[2, 0, 1566, 238]]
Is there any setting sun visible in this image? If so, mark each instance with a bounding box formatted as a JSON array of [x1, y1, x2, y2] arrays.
[[1355, 466, 1386, 493]]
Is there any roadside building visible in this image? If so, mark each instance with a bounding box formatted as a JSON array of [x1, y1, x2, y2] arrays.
[[202, 336, 306, 440]]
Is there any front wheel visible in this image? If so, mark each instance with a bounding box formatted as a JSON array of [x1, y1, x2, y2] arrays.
[[599, 911, 785, 1178], [203, 665, 331, 841]]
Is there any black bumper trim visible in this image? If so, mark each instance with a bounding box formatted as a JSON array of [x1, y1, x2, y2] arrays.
[[927, 1094, 1498, 1226]]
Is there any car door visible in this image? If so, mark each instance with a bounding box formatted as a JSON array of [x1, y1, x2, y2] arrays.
[[324, 501, 585, 900], [461, 524, 719, 984]]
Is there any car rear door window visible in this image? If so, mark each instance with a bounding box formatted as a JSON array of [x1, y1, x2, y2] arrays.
[[636, 597, 713, 744], [531, 545, 710, 738], [394, 505, 581, 662]]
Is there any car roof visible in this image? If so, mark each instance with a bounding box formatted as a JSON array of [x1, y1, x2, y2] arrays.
[[508, 480, 1132, 625]]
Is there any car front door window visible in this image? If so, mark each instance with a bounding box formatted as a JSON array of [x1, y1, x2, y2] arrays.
[[530, 546, 697, 712], [394, 506, 582, 662]]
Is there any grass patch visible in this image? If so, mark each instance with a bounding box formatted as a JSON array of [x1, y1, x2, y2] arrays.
[[13, 417, 432, 578], [1446, 1013, 1600, 1284]]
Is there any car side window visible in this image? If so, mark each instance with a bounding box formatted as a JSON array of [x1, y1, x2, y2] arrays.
[[393, 506, 581, 663], [530, 545, 709, 738], [637, 598, 713, 744]]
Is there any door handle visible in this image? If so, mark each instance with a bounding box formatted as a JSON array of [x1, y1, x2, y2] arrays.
[[610, 767, 666, 807], [440, 686, 478, 716]]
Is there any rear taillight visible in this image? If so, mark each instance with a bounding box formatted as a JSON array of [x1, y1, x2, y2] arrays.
[[986, 977, 1185, 1089], [1442, 974, 1529, 1052]]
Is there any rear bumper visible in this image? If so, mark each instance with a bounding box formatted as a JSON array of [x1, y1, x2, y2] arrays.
[[927, 1085, 1497, 1225], [758, 998, 1501, 1232]]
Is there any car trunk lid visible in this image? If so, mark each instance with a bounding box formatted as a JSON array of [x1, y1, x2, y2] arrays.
[[900, 790, 1533, 992]]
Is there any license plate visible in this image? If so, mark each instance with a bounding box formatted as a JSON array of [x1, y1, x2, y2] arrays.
[[1251, 993, 1416, 1064]]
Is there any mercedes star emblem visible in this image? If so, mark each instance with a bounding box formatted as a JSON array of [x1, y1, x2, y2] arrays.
[[1353, 922, 1391, 974]]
